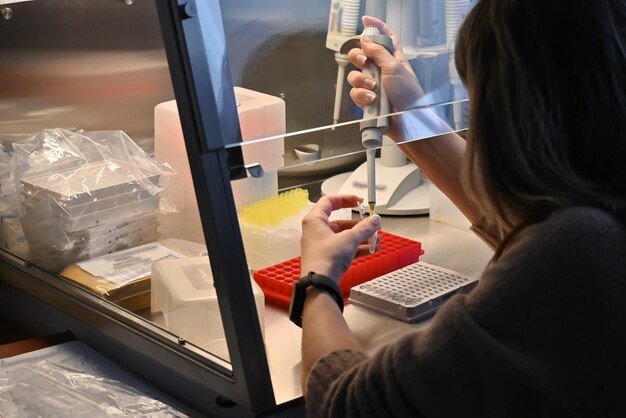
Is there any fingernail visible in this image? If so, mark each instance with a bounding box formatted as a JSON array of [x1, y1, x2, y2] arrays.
[[369, 214, 381, 226], [361, 34, 371, 43], [364, 78, 376, 89], [365, 92, 376, 103], [356, 54, 367, 65]]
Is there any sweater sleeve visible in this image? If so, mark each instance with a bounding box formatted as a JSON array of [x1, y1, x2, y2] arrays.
[[305, 207, 626, 418], [306, 350, 368, 417]]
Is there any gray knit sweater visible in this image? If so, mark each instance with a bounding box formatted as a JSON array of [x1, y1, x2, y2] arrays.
[[306, 207, 626, 418]]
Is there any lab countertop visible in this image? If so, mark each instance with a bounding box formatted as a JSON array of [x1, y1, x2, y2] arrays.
[[263, 214, 494, 404]]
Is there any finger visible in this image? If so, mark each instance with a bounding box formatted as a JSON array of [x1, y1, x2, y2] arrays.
[[347, 70, 377, 91], [307, 195, 363, 220], [339, 214, 382, 248], [355, 235, 382, 257], [355, 237, 381, 257], [360, 16, 414, 75], [359, 35, 396, 70], [362, 16, 399, 47], [355, 245, 372, 258], [360, 235, 380, 245], [347, 47, 366, 68], [362, 15, 394, 37], [329, 220, 359, 233], [349, 87, 377, 109], [359, 233, 382, 247], [361, 16, 407, 64]]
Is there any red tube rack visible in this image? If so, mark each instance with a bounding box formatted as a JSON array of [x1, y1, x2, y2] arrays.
[[252, 231, 424, 310]]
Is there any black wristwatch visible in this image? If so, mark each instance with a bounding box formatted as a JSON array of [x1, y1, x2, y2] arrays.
[[289, 271, 344, 327]]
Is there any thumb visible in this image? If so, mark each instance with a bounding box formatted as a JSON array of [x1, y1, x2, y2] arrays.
[[345, 214, 382, 247], [361, 37, 396, 70]]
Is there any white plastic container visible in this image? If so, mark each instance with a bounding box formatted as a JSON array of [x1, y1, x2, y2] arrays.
[[239, 204, 310, 271], [239, 203, 353, 271], [154, 87, 285, 244], [151, 256, 265, 359]]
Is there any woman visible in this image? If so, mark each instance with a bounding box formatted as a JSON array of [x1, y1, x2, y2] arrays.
[[297, 1, 626, 417]]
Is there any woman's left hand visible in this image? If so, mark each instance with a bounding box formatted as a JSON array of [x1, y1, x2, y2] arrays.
[[300, 195, 382, 283]]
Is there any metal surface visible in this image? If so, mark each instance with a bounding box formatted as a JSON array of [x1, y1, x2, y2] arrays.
[[0, 0, 172, 150], [0, 0, 364, 176], [155, 0, 274, 412]]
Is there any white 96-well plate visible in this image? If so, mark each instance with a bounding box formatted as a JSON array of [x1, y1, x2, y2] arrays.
[[349, 261, 478, 322]]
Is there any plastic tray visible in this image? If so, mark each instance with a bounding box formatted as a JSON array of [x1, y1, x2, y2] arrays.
[[27, 227, 160, 256], [21, 163, 160, 205], [23, 211, 161, 272], [23, 189, 155, 217], [28, 231, 161, 272], [77, 232, 161, 259], [68, 211, 159, 240], [60, 196, 160, 232], [253, 231, 424, 309], [75, 225, 160, 250]]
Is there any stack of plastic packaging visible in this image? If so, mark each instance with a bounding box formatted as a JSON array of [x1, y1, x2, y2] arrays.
[[0, 145, 29, 259], [13, 129, 173, 272]]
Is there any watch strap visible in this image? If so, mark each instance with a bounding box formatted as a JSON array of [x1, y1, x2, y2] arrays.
[[289, 272, 344, 327]]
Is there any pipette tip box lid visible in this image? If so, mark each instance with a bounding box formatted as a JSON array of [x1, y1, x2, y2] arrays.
[[252, 231, 424, 309]]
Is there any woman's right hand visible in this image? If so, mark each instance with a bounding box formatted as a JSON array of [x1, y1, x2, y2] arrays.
[[347, 16, 424, 112]]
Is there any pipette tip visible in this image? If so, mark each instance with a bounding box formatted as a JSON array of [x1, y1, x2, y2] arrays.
[[360, 201, 378, 254]]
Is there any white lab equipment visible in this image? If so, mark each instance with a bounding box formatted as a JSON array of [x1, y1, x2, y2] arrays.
[[154, 87, 285, 245], [322, 0, 472, 215], [151, 256, 265, 360], [326, 0, 361, 125]]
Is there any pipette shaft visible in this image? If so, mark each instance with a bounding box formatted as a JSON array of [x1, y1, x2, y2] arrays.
[[367, 148, 377, 253]]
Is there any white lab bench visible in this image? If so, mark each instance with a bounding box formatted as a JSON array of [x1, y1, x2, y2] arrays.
[[263, 214, 494, 404]]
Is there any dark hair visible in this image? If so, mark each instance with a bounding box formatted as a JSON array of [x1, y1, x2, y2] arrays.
[[455, 0, 626, 254]]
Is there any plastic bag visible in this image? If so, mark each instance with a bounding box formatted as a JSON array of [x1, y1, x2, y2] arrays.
[[0, 145, 29, 258], [14, 129, 173, 198], [13, 129, 174, 272], [0, 360, 187, 417]]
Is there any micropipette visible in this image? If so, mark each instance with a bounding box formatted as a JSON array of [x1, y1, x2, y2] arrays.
[[340, 25, 393, 253]]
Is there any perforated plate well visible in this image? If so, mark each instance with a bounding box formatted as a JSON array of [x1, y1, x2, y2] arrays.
[[349, 261, 478, 322]]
